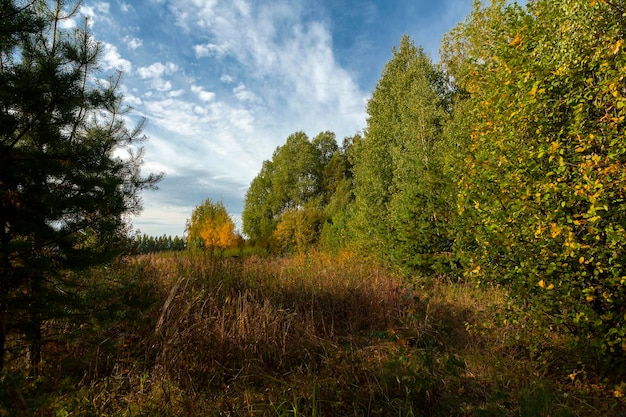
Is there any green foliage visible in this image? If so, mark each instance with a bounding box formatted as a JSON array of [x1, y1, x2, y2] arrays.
[[242, 159, 277, 245], [272, 204, 324, 254], [319, 135, 357, 254], [0, 0, 161, 370], [349, 35, 454, 272], [442, 0, 626, 366], [312, 130, 339, 168], [242, 131, 343, 252], [272, 131, 323, 211]]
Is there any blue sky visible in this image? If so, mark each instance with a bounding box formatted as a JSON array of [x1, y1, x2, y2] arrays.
[[70, 0, 474, 237]]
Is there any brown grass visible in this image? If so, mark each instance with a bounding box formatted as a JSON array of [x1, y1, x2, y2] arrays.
[[2, 251, 625, 416]]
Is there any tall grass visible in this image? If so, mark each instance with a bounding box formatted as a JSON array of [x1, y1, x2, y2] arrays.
[[1, 251, 624, 416]]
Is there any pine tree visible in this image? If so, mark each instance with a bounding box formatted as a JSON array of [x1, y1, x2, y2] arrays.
[[0, 0, 161, 370]]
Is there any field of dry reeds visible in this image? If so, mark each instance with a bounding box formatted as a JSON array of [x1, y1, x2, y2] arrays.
[[1, 251, 624, 416]]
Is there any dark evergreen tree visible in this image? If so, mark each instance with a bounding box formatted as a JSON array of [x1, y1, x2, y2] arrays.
[[0, 0, 161, 370]]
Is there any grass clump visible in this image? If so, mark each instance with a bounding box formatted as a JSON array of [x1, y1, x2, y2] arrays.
[[1, 251, 625, 416]]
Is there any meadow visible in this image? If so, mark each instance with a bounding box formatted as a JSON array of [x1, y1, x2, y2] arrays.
[[1, 251, 624, 416]]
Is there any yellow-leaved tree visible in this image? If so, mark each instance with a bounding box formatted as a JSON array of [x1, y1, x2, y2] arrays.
[[186, 199, 239, 253]]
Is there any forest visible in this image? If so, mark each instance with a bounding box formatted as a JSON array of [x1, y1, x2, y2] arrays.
[[243, 0, 626, 371], [2, 0, 626, 415]]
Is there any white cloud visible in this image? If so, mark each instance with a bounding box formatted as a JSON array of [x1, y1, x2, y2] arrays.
[[144, 98, 206, 138], [58, 17, 77, 30], [140, 96, 258, 164], [172, 0, 219, 31], [80, 1, 112, 26], [153, 79, 172, 92], [168, 89, 185, 97], [94, 2, 110, 14], [191, 85, 216, 102], [80, 5, 97, 21], [124, 94, 142, 107], [170, 0, 366, 136], [220, 74, 234, 83], [137, 62, 178, 92], [193, 43, 227, 58], [124, 36, 143, 50], [101, 42, 132, 73], [137, 62, 178, 79], [193, 105, 207, 115], [233, 83, 259, 103]]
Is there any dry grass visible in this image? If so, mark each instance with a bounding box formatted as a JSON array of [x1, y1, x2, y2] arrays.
[[2, 251, 625, 416]]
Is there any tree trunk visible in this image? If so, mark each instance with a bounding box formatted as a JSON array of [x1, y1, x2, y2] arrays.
[[0, 311, 5, 372], [29, 320, 41, 376], [28, 274, 43, 375]]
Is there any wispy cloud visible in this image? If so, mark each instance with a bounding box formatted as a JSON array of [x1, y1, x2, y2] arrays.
[[137, 62, 178, 79], [220, 74, 234, 84], [119, 0, 368, 234], [171, 0, 366, 132], [233, 84, 260, 104], [79, 1, 113, 26], [76, 0, 469, 236]]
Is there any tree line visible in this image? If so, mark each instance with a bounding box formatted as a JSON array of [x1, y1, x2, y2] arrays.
[[242, 0, 626, 369], [133, 234, 187, 254]]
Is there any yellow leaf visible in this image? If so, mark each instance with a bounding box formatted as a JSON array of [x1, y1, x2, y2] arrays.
[[509, 34, 522, 48], [538, 280, 545, 288], [549, 141, 559, 153], [550, 223, 561, 238], [612, 39, 624, 55]]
